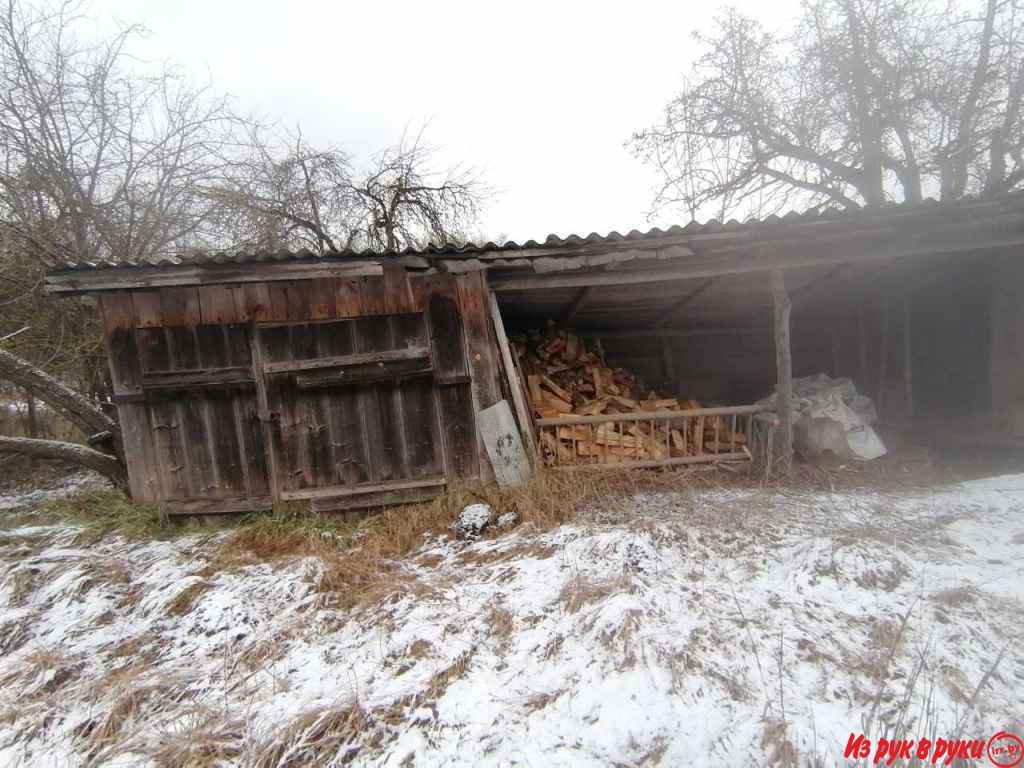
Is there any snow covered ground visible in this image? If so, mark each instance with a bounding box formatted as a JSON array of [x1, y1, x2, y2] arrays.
[[0, 474, 1022, 766]]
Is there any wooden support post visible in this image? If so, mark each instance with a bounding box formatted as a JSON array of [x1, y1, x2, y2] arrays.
[[771, 269, 794, 472], [903, 295, 914, 420], [487, 291, 538, 465], [877, 298, 890, 419], [831, 325, 841, 378], [858, 307, 868, 386]]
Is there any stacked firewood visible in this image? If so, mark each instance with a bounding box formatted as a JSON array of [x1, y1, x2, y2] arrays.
[[513, 328, 749, 465]]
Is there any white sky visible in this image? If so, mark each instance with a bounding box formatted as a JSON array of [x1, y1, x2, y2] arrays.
[[95, 0, 802, 243]]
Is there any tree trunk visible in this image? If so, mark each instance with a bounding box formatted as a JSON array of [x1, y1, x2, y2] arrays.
[[0, 347, 121, 454], [0, 435, 127, 489]]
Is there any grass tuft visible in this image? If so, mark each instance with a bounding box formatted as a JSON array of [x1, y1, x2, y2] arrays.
[[40, 489, 174, 542]]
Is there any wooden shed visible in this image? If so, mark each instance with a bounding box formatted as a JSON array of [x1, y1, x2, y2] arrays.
[[47, 193, 1024, 514]]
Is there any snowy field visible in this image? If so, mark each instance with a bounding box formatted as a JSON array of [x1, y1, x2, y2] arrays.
[[0, 472, 1022, 766]]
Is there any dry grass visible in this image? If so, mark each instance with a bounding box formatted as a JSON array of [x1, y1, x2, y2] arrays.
[[41, 489, 174, 542], [165, 580, 212, 617], [487, 605, 515, 640], [560, 572, 634, 614], [248, 705, 370, 768], [150, 709, 245, 768], [7, 568, 38, 606]]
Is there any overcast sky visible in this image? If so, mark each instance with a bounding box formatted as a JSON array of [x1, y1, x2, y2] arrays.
[[95, 0, 802, 243]]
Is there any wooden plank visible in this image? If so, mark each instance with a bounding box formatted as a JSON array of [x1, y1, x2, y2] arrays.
[[262, 346, 431, 375], [280, 476, 445, 501], [250, 324, 284, 503], [309, 279, 337, 320], [771, 269, 794, 472], [285, 281, 312, 321], [535, 405, 768, 426], [359, 275, 389, 315], [234, 283, 273, 322], [99, 294, 160, 502], [458, 273, 502, 409], [266, 282, 292, 322], [198, 285, 240, 324], [48, 260, 384, 293], [334, 278, 363, 318], [295, 361, 432, 389], [160, 287, 202, 327], [428, 277, 468, 378], [428, 276, 477, 479], [142, 367, 254, 390], [458, 273, 502, 482], [903, 295, 914, 419], [437, 384, 478, 478], [282, 324, 317, 489], [353, 316, 397, 483], [384, 264, 414, 313], [488, 290, 537, 462], [163, 496, 273, 516], [315, 319, 371, 485], [132, 292, 162, 328], [311, 485, 443, 513], [549, 452, 749, 471]]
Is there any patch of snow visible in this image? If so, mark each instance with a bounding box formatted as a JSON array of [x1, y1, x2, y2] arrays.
[[0, 470, 108, 512], [0, 475, 1022, 766]]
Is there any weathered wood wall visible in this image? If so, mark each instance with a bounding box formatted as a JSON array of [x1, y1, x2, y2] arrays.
[[100, 269, 503, 513]]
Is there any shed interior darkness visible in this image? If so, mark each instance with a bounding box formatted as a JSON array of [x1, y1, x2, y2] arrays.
[[496, 251, 1004, 424]]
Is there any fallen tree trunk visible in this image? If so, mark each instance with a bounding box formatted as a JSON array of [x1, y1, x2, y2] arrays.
[[0, 347, 121, 455], [0, 436, 127, 489]]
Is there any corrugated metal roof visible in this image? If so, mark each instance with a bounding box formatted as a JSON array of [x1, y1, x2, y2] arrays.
[[46, 193, 1023, 272]]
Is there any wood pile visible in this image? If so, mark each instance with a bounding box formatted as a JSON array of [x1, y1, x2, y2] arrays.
[[513, 328, 749, 465]]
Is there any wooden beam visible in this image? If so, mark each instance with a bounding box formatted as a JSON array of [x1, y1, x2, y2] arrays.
[[657, 278, 718, 328], [559, 287, 592, 325], [771, 269, 794, 472], [249, 324, 282, 504], [877, 298, 890, 417], [261, 346, 429, 375], [572, 327, 768, 340], [903, 295, 914, 419], [488, 291, 538, 463], [46, 260, 384, 294], [279, 476, 446, 502], [489, 233, 1024, 292]]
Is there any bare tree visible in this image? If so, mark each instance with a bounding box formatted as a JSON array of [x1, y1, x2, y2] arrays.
[[0, 0, 251, 487], [216, 128, 485, 254], [632, 0, 1024, 220]]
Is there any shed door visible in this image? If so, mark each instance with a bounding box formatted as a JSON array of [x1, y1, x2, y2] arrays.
[[254, 313, 460, 510]]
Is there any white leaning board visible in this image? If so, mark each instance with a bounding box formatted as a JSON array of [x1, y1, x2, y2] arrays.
[[477, 400, 532, 487]]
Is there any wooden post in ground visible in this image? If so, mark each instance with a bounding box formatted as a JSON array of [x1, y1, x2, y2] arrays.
[[771, 269, 794, 473], [877, 298, 890, 419], [903, 295, 914, 419]]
